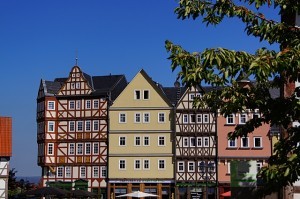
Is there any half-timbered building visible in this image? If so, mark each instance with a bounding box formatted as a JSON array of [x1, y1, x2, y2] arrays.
[[164, 85, 217, 199], [0, 117, 12, 199], [36, 65, 127, 198], [108, 69, 175, 199]]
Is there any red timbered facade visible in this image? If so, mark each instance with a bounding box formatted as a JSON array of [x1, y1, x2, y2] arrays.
[[36, 66, 127, 197]]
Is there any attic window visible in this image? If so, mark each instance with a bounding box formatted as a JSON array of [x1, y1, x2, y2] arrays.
[[76, 82, 80, 89], [135, 90, 141, 100], [143, 90, 149, 100]]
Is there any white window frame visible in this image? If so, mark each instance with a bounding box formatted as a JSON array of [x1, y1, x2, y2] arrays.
[[48, 143, 54, 155], [241, 137, 250, 148], [76, 100, 81, 109], [226, 114, 235, 124], [143, 136, 150, 146], [93, 143, 99, 154], [93, 100, 99, 109], [158, 159, 165, 170], [227, 161, 231, 174], [119, 113, 127, 123], [178, 161, 184, 172], [80, 166, 86, 178], [134, 159, 141, 170], [135, 113, 141, 123], [197, 114, 202, 123], [48, 121, 55, 132], [86, 100, 91, 109], [190, 114, 196, 123], [188, 161, 195, 172], [93, 166, 99, 178], [100, 166, 107, 178], [85, 121, 91, 131], [77, 121, 83, 131], [239, 113, 247, 124], [253, 137, 262, 148], [190, 137, 196, 147], [48, 101, 55, 110], [158, 136, 165, 146], [203, 137, 209, 147], [119, 160, 126, 170], [143, 90, 150, 100], [183, 114, 188, 123], [228, 138, 237, 148], [158, 112, 165, 123], [134, 136, 141, 146], [65, 166, 71, 178], [134, 90, 141, 100], [256, 161, 263, 172], [57, 166, 64, 177], [85, 143, 91, 155], [203, 114, 209, 123], [69, 101, 75, 110], [144, 159, 150, 170], [69, 143, 75, 155], [93, 120, 99, 131], [197, 137, 202, 147], [77, 143, 83, 155], [143, 113, 150, 123], [69, 121, 75, 132], [183, 137, 189, 147], [119, 136, 126, 146]]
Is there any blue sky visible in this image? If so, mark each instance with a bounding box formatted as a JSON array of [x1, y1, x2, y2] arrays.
[[0, 1, 280, 177]]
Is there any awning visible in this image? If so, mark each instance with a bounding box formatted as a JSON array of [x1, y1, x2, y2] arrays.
[[220, 191, 231, 197]]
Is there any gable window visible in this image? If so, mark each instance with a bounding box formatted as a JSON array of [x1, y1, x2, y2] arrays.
[[197, 114, 202, 123], [48, 101, 55, 110], [143, 90, 149, 100], [158, 136, 165, 146], [93, 143, 99, 154], [119, 113, 126, 123], [241, 137, 249, 148], [101, 166, 107, 177], [228, 138, 237, 148], [178, 161, 184, 172], [144, 136, 150, 146], [226, 114, 235, 124], [119, 136, 126, 146], [134, 160, 141, 170], [134, 90, 141, 100], [239, 113, 247, 124], [93, 120, 99, 131], [253, 137, 262, 148], [144, 159, 150, 170], [119, 160, 126, 170], [93, 100, 99, 109], [48, 121, 55, 132], [158, 113, 165, 123], [69, 121, 75, 132], [189, 94, 195, 100], [183, 114, 188, 123], [80, 166, 86, 178], [135, 113, 141, 123], [158, 160, 165, 170], [135, 136, 141, 146], [85, 121, 91, 131], [48, 143, 54, 155], [197, 137, 202, 147], [143, 113, 150, 123], [69, 143, 75, 155], [69, 101, 75, 109], [93, 166, 99, 178], [76, 82, 81, 89], [86, 100, 91, 109], [77, 121, 83, 131], [77, 143, 83, 155], [188, 162, 195, 172], [203, 114, 209, 123]]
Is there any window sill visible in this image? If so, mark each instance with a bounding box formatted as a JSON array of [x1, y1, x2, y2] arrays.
[[252, 147, 263, 150], [226, 147, 238, 150], [224, 124, 235, 126]]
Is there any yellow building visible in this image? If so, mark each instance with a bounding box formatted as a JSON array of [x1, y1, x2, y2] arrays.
[[108, 69, 174, 199]]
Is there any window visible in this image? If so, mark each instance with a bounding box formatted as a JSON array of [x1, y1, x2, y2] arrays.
[[143, 90, 149, 99], [76, 82, 81, 89], [69, 143, 75, 155], [65, 166, 71, 178], [256, 161, 263, 172], [143, 113, 150, 123], [119, 136, 126, 146], [208, 162, 215, 172], [69, 121, 75, 132], [183, 137, 189, 147], [226, 114, 235, 124], [188, 162, 195, 172], [76, 100, 81, 109], [190, 114, 196, 123], [77, 143, 83, 155], [198, 162, 205, 172], [203, 114, 209, 123], [239, 113, 247, 124], [48, 121, 55, 132], [197, 137, 202, 147], [228, 138, 237, 148], [241, 137, 249, 148], [80, 166, 86, 178], [253, 113, 260, 119], [77, 121, 83, 131], [93, 100, 99, 109], [189, 94, 195, 100], [85, 121, 91, 131], [203, 137, 209, 147], [86, 100, 91, 109], [158, 113, 165, 123], [71, 83, 75, 89], [227, 161, 231, 174], [197, 114, 202, 123], [135, 113, 141, 123], [93, 143, 99, 154], [119, 113, 126, 123], [134, 90, 141, 99], [190, 137, 196, 147], [69, 101, 75, 109], [134, 160, 141, 170], [93, 120, 99, 131], [144, 136, 150, 146], [119, 160, 126, 170], [48, 143, 54, 155], [178, 161, 184, 172], [254, 137, 262, 148], [158, 160, 165, 170], [93, 166, 99, 178], [85, 143, 91, 155], [135, 136, 141, 146], [57, 167, 63, 177], [183, 114, 188, 123], [158, 136, 165, 146], [101, 166, 107, 177], [48, 101, 55, 110], [144, 159, 150, 170]]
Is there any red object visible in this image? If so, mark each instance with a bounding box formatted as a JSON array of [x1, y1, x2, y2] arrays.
[[220, 191, 231, 197], [0, 117, 12, 157]]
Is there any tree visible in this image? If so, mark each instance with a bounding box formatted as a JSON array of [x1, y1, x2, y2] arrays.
[[165, 0, 300, 196]]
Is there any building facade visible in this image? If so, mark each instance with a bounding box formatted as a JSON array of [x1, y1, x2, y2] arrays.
[[108, 70, 175, 199], [36, 66, 127, 197], [0, 117, 12, 199]]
